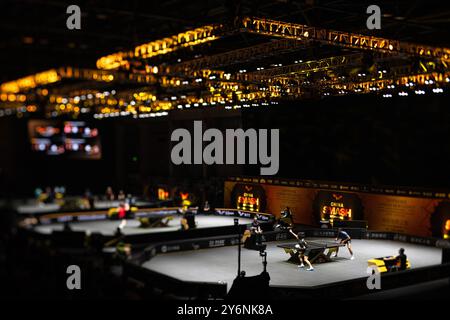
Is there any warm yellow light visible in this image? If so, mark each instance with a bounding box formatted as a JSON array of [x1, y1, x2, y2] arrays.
[[0, 69, 60, 93], [26, 105, 37, 112], [97, 25, 222, 70], [96, 54, 128, 70]]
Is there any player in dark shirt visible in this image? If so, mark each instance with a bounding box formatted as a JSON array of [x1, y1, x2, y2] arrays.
[[289, 230, 314, 271], [275, 207, 293, 230], [251, 216, 262, 232], [250, 216, 263, 244], [396, 248, 407, 270], [180, 206, 196, 230], [334, 228, 355, 260], [383, 248, 407, 271], [394, 248, 407, 271], [282, 207, 292, 219]]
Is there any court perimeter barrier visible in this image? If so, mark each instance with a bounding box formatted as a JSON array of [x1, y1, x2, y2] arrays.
[[125, 229, 450, 299]]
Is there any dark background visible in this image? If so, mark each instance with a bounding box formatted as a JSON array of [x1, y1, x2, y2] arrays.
[[1, 91, 449, 197]]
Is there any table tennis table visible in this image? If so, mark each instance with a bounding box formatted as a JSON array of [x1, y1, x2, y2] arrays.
[[138, 215, 174, 228], [278, 240, 346, 264]]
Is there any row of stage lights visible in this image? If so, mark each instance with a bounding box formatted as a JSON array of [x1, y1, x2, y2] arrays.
[[177, 101, 222, 109], [2, 63, 448, 118], [1, 73, 447, 117], [2, 79, 446, 118], [46, 90, 119, 117], [93, 111, 169, 119], [43, 73, 447, 119], [0, 108, 16, 117], [91, 99, 279, 119], [383, 87, 445, 98], [175, 98, 279, 110], [381, 78, 446, 98], [0, 105, 38, 118], [323, 76, 449, 99], [51, 90, 117, 104], [224, 101, 277, 109]]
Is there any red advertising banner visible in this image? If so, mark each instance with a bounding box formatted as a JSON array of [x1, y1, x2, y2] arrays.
[[224, 179, 450, 238]]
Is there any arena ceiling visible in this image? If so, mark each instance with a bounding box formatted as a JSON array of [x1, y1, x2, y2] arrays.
[[1, 0, 449, 119], [1, 0, 449, 80]]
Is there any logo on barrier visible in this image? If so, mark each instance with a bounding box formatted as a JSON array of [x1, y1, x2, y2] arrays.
[[276, 232, 288, 241], [209, 239, 226, 247], [230, 238, 240, 245], [166, 245, 181, 252], [436, 239, 450, 249]]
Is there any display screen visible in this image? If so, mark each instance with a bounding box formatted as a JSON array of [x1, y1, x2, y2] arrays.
[[28, 120, 101, 159], [237, 193, 260, 211], [230, 183, 267, 212], [225, 179, 450, 238]]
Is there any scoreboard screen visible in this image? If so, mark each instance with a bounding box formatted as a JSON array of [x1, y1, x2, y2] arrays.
[[230, 183, 267, 212], [28, 120, 101, 159]]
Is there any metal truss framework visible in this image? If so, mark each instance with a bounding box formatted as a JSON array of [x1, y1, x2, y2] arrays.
[[160, 53, 363, 87], [2, 16, 450, 118], [240, 17, 450, 63], [98, 16, 450, 73], [96, 24, 229, 70], [0, 67, 160, 93], [327, 71, 450, 92], [167, 39, 307, 73], [237, 53, 364, 81]]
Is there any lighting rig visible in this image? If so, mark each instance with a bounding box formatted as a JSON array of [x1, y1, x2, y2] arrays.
[[1, 16, 450, 118]]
